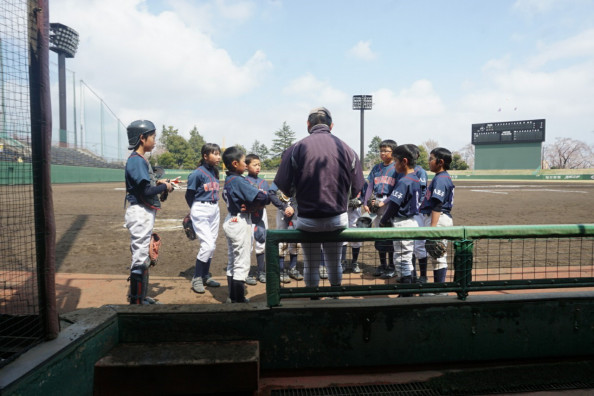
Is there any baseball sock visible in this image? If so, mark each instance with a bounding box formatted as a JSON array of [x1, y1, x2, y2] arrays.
[[194, 259, 206, 278], [202, 258, 212, 279], [129, 272, 143, 304], [419, 257, 428, 277], [352, 247, 360, 262], [388, 252, 395, 271], [279, 257, 285, 272], [227, 276, 233, 300], [232, 280, 246, 303], [256, 254, 265, 274], [379, 252, 387, 269], [434, 268, 447, 283], [341, 245, 347, 262], [289, 254, 298, 269]]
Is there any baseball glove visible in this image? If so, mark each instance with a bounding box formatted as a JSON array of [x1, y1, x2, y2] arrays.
[[149, 233, 161, 266], [182, 214, 196, 240], [425, 239, 447, 259], [348, 197, 363, 209], [355, 216, 372, 228]]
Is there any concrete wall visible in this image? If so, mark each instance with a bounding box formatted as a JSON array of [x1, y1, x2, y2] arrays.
[[2, 292, 594, 395]]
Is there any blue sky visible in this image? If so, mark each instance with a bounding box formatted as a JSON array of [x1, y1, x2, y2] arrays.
[[50, 0, 594, 160]]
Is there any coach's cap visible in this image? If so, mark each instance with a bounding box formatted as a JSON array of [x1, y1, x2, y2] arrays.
[[308, 106, 332, 120]]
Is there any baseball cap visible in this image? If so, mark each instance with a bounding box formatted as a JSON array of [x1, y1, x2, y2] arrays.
[[308, 107, 332, 120]]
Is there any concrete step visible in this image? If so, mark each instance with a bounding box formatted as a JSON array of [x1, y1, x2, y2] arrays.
[[94, 341, 259, 395]]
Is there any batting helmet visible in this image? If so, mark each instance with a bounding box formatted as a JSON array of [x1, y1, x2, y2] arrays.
[[127, 120, 156, 150], [355, 216, 373, 228]]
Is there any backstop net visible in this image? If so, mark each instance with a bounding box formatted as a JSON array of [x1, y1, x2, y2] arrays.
[[0, 0, 51, 368]]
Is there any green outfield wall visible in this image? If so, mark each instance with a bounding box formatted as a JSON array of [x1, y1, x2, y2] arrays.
[[475, 143, 542, 170], [0, 163, 593, 184]]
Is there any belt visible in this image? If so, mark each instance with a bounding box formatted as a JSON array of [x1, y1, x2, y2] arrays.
[[376, 194, 386, 198], [197, 201, 217, 205]]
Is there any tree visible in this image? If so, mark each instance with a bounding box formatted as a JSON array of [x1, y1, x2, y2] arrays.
[[166, 134, 196, 169], [156, 152, 177, 169], [450, 152, 469, 170], [423, 139, 439, 152], [364, 135, 382, 169], [458, 143, 475, 170], [188, 126, 205, 162], [417, 145, 429, 170], [250, 140, 269, 160], [159, 125, 179, 148], [544, 137, 594, 169], [270, 121, 296, 158]]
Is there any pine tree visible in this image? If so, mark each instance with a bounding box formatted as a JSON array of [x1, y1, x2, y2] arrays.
[[270, 121, 296, 158]]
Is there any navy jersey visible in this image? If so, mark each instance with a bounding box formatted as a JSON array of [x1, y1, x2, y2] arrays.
[[388, 173, 421, 218], [246, 174, 270, 193], [419, 171, 455, 215], [186, 164, 220, 204], [223, 173, 260, 216], [246, 174, 270, 222], [366, 162, 398, 197], [125, 151, 160, 209], [414, 165, 428, 205]]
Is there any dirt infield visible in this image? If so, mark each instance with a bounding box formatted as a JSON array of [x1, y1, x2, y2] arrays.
[[53, 180, 593, 278]]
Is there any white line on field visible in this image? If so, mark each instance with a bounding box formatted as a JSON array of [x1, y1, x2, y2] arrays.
[[470, 188, 586, 194], [470, 190, 509, 194]]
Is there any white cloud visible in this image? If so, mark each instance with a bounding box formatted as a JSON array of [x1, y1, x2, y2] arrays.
[[215, 0, 255, 21], [54, 0, 271, 108], [283, 73, 349, 105], [347, 40, 377, 61], [527, 28, 594, 68], [373, 80, 446, 118]]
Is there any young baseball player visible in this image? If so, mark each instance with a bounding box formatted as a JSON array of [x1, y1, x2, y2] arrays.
[[342, 187, 365, 273], [268, 182, 302, 283], [185, 143, 222, 294], [222, 146, 270, 303], [408, 144, 429, 283], [245, 153, 270, 284], [124, 120, 174, 304], [362, 139, 399, 278], [378, 145, 421, 296], [419, 147, 455, 286]]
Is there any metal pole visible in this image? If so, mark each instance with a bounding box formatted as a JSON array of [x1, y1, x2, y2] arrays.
[[100, 99, 104, 157], [360, 108, 364, 168], [58, 52, 67, 147], [72, 71, 77, 147]]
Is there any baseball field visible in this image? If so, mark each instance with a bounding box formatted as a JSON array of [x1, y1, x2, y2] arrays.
[[54, 180, 593, 278]]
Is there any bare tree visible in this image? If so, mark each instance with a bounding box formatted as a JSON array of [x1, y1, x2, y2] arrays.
[[544, 137, 594, 169], [459, 143, 475, 170], [423, 139, 439, 152]]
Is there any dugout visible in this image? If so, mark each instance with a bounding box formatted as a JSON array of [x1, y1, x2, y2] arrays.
[[472, 119, 545, 170]]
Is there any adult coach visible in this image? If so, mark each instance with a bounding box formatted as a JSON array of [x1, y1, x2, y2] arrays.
[[274, 107, 364, 289]]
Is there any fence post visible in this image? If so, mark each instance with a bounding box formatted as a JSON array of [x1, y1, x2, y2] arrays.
[[266, 237, 281, 307], [454, 239, 473, 300]]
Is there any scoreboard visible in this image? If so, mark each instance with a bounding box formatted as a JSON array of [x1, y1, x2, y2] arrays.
[[472, 119, 545, 145]]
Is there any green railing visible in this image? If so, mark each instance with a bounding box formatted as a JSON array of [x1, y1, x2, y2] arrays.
[[265, 224, 594, 306]]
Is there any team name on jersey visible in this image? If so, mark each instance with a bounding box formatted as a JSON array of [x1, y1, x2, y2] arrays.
[[203, 181, 220, 192], [374, 175, 396, 186], [434, 188, 446, 197]]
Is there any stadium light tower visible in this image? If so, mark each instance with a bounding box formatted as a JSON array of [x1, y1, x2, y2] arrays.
[[353, 95, 372, 166], [49, 23, 79, 147]]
